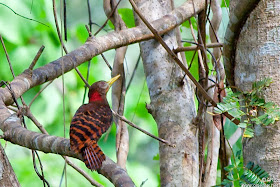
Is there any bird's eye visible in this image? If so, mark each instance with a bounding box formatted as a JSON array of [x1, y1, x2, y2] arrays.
[[101, 82, 108, 89]]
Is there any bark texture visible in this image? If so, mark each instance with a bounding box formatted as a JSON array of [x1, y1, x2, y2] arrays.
[[0, 144, 20, 187], [229, 0, 280, 180], [223, 0, 261, 87], [133, 0, 198, 186], [203, 78, 220, 186]]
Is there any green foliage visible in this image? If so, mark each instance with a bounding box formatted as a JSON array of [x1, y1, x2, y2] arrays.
[[153, 153, 159, 161], [181, 17, 197, 30], [221, 0, 230, 8], [107, 8, 135, 29], [217, 151, 272, 186], [118, 8, 135, 28], [214, 78, 280, 137], [241, 162, 272, 185]]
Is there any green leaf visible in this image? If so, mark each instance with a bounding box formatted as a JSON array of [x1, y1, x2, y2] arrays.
[[153, 154, 159, 161], [221, 0, 229, 7], [224, 164, 235, 171], [181, 17, 197, 30], [227, 174, 234, 181], [252, 78, 273, 92], [107, 20, 115, 29], [263, 116, 274, 126], [228, 108, 245, 119], [263, 102, 274, 108], [221, 179, 233, 186], [251, 117, 261, 125], [75, 24, 88, 43], [238, 123, 247, 128], [242, 162, 271, 184], [118, 8, 135, 28], [244, 128, 254, 138]]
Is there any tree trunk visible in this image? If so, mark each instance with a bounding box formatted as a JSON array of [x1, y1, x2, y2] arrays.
[[233, 0, 280, 180], [0, 144, 20, 187], [133, 0, 198, 186]]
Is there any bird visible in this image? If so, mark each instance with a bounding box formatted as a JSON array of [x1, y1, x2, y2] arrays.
[[70, 74, 120, 171]]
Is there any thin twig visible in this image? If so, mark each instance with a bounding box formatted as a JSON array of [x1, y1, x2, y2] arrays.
[[87, 0, 92, 32], [64, 157, 104, 187], [63, 0, 67, 41], [29, 45, 45, 70], [85, 26, 112, 71], [112, 110, 176, 147], [24, 106, 48, 134], [174, 43, 223, 52], [29, 81, 53, 107], [126, 54, 141, 91], [207, 17, 222, 53], [52, 0, 90, 88], [188, 19, 205, 77], [94, 0, 122, 36], [188, 50, 197, 70], [75, 68, 90, 88], [0, 3, 49, 27], [179, 40, 221, 82], [52, 0, 68, 53], [0, 35, 15, 78], [101, 54, 112, 71], [32, 150, 50, 187], [1, 36, 28, 108], [85, 25, 92, 37], [81, 3, 94, 104], [129, 0, 239, 125]]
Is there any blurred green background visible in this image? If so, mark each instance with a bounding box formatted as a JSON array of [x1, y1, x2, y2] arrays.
[[0, 0, 235, 186]]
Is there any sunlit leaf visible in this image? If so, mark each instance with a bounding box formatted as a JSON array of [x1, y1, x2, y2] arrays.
[[244, 128, 254, 138], [118, 8, 135, 28], [153, 154, 159, 161], [238, 123, 247, 128]]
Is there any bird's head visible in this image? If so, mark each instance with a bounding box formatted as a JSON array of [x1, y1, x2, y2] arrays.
[[88, 74, 120, 102]]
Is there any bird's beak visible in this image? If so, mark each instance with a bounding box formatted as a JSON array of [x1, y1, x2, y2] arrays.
[[107, 74, 121, 87]]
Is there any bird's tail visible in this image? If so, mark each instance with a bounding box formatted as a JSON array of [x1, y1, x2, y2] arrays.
[[82, 142, 106, 171]]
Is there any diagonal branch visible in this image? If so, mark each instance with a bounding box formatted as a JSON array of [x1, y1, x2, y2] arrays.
[[129, 0, 239, 125], [112, 110, 175, 147]]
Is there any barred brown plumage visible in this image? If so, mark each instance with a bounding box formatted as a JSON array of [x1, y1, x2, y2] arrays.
[[70, 75, 120, 171]]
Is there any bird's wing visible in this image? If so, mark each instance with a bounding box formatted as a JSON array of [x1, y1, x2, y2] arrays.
[[80, 102, 112, 137], [70, 103, 112, 151]]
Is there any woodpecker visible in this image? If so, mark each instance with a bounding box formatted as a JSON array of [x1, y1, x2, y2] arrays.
[[70, 75, 120, 170]]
